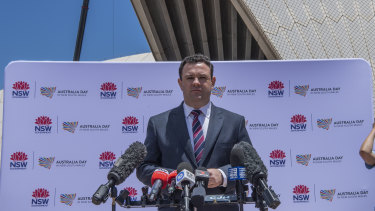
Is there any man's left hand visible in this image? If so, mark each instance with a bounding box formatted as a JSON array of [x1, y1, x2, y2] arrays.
[[207, 168, 223, 188]]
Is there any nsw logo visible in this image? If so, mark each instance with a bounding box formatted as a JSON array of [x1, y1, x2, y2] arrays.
[[268, 81, 284, 97], [296, 154, 311, 166], [124, 187, 138, 201], [294, 85, 309, 97], [293, 185, 310, 203], [290, 114, 307, 132], [320, 189, 336, 202], [35, 116, 53, 134], [12, 81, 30, 98], [31, 188, 50, 207], [211, 86, 226, 98], [38, 157, 55, 169], [100, 82, 117, 99], [317, 118, 332, 130], [122, 116, 139, 133], [127, 87, 142, 99], [10, 151, 28, 170], [63, 122, 78, 133], [99, 151, 116, 169], [269, 150, 286, 167], [60, 193, 76, 206], [40, 87, 56, 99]]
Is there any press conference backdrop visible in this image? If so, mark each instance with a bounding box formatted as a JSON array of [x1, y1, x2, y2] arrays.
[[0, 60, 374, 211]]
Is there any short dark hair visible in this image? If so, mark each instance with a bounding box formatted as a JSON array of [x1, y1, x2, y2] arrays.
[[178, 54, 214, 80]]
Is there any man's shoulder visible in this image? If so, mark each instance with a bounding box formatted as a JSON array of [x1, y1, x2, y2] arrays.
[[213, 104, 244, 119], [149, 104, 182, 121]]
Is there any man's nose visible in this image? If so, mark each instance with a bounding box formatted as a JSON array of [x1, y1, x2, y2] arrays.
[[192, 77, 200, 86]]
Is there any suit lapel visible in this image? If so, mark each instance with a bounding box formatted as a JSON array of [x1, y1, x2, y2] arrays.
[[172, 103, 197, 168], [200, 103, 223, 166]]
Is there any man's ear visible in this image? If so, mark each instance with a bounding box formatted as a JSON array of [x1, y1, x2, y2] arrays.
[[178, 78, 182, 90], [211, 76, 216, 87]]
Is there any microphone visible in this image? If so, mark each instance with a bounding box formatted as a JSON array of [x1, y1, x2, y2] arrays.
[[231, 141, 280, 209], [191, 167, 209, 207], [92, 141, 147, 205], [167, 170, 177, 195], [176, 162, 195, 211], [149, 168, 169, 201]]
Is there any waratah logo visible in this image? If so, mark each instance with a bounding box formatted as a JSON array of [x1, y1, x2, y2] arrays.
[[100, 82, 117, 99], [60, 193, 76, 206], [296, 154, 311, 166], [294, 85, 309, 97], [35, 116, 53, 134], [211, 86, 226, 98], [10, 151, 28, 170], [122, 116, 139, 133], [268, 81, 284, 97], [127, 87, 142, 98], [293, 185, 310, 202], [12, 81, 30, 98], [38, 157, 55, 169], [125, 187, 138, 201], [32, 188, 50, 207], [317, 118, 332, 130], [320, 189, 336, 202], [99, 151, 116, 169], [63, 122, 78, 133], [40, 87, 56, 99], [290, 114, 307, 131], [269, 150, 286, 167]]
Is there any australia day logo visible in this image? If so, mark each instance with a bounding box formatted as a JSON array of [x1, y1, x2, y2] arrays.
[[211, 86, 226, 98], [294, 85, 309, 97], [35, 116, 53, 134], [60, 193, 76, 206], [10, 151, 28, 170], [269, 150, 286, 167], [38, 157, 55, 169], [100, 82, 117, 99], [99, 151, 116, 169], [63, 122, 79, 133], [122, 116, 139, 133], [31, 188, 50, 207], [296, 154, 311, 166], [293, 185, 310, 203], [12, 81, 30, 98], [320, 189, 336, 202], [127, 87, 142, 99], [268, 81, 284, 97], [290, 114, 307, 132], [40, 87, 56, 99], [317, 118, 332, 130]]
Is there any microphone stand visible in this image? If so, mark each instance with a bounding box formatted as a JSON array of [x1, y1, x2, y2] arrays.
[[181, 183, 191, 211], [110, 186, 118, 211], [235, 181, 244, 211]]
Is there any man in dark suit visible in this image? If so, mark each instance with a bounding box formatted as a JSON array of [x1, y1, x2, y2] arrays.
[[136, 54, 252, 211]]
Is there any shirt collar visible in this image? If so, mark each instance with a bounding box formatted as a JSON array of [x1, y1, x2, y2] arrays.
[[183, 102, 211, 119]]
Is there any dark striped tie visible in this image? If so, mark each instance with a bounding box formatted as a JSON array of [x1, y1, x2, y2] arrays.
[[191, 110, 205, 165]]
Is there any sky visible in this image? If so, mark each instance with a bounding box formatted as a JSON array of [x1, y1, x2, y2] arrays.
[[0, 0, 150, 89]]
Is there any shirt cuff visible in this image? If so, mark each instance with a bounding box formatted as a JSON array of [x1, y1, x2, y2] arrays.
[[217, 169, 227, 187]]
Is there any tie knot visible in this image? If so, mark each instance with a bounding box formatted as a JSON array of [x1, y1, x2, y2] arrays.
[[191, 110, 202, 117]]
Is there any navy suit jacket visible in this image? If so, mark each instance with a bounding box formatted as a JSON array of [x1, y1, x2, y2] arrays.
[[136, 102, 252, 210]]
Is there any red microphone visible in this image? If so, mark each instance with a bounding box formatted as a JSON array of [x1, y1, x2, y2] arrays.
[[149, 169, 168, 201], [167, 170, 177, 195]]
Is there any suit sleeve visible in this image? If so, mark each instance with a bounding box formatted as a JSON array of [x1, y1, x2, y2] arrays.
[[136, 117, 174, 187], [219, 115, 252, 193]]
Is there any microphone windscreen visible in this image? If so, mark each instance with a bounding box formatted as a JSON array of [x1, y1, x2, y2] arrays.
[[151, 169, 169, 189], [230, 143, 245, 167], [167, 170, 177, 183], [107, 141, 147, 185], [236, 141, 268, 184], [177, 162, 194, 173]]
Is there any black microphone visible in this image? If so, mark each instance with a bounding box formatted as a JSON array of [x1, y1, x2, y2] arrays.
[[176, 162, 195, 211], [231, 141, 280, 209], [191, 167, 209, 208], [92, 141, 147, 205]]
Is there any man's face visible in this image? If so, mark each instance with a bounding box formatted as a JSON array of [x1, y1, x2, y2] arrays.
[[178, 62, 216, 108]]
